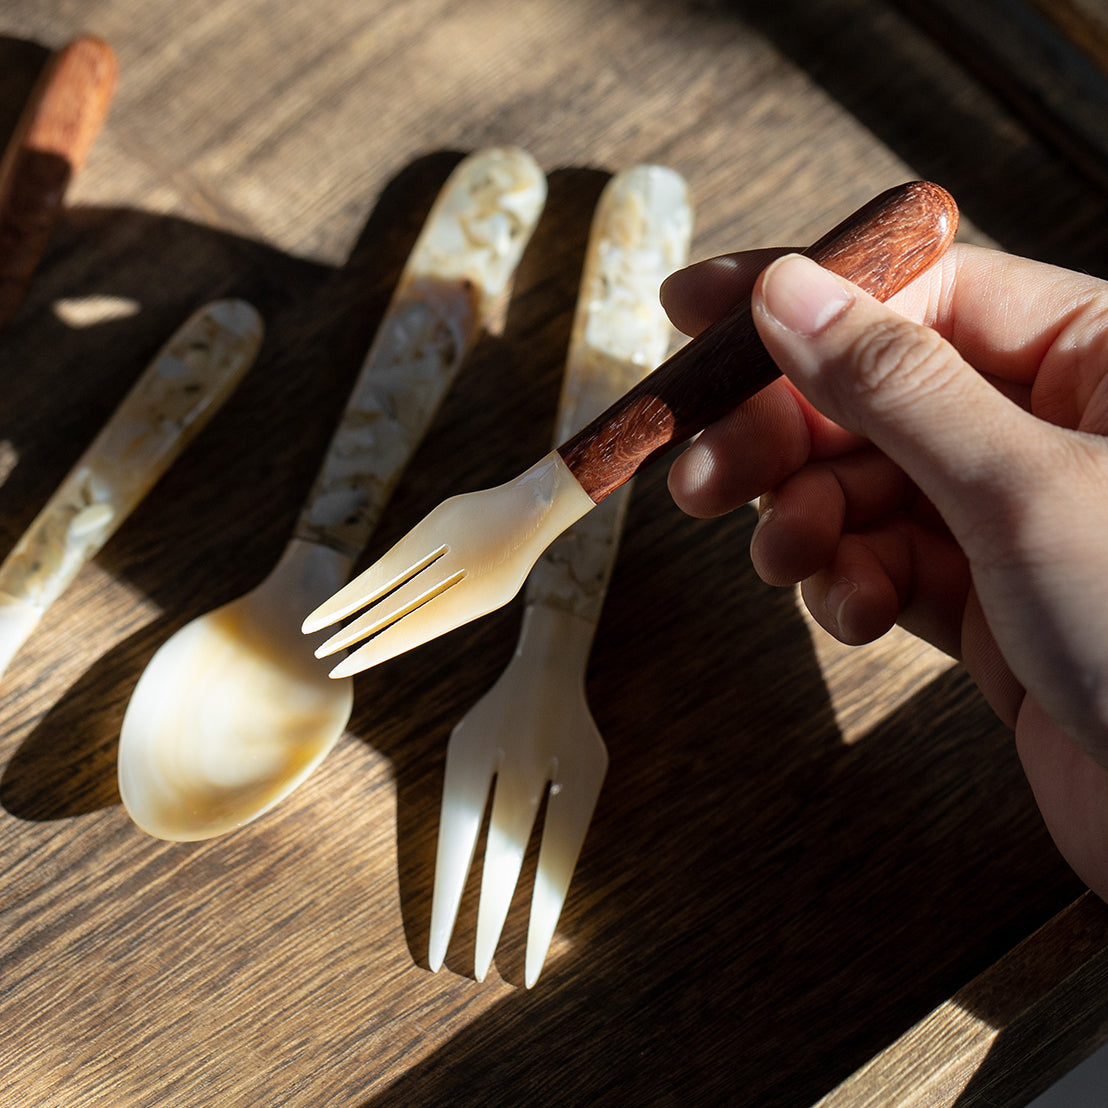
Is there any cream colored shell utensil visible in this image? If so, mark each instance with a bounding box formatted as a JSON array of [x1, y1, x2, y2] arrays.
[[294, 148, 549, 559], [428, 165, 693, 986], [0, 299, 263, 677], [117, 148, 547, 841]]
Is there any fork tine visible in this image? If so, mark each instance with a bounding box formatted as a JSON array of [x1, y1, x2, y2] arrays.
[[525, 735, 608, 987], [321, 572, 493, 678], [313, 559, 465, 656], [427, 738, 498, 972], [300, 520, 451, 635], [474, 767, 546, 982]]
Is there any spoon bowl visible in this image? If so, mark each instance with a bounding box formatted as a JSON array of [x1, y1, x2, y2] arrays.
[[118, 541, 353, 839]]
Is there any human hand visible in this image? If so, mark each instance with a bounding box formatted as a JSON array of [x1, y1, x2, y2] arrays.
[[661, 242, 1108, 897]]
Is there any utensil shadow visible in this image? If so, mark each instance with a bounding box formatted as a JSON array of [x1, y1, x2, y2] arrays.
[[0, 148, 476, 820]]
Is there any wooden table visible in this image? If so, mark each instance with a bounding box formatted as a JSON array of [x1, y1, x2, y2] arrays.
[[2, 1, 1108, 1104]]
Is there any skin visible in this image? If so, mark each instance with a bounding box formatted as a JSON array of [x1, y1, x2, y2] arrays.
[[660, 243, 1108, 900]]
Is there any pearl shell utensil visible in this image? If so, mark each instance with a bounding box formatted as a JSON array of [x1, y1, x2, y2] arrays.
[[428, 165, 693, 986], [0, 298, 263, 678], [118, 148, 547, 841], [305, 182, 959, 676]]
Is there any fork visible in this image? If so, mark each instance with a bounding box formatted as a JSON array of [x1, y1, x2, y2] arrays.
[[427, 165, 693, 986], [304, 182, 959, 676]]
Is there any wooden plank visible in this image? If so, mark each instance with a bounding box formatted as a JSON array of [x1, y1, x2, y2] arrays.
[[1030, 0, 1108, 75], [0, 0, 1107, 1104], [891, 0, 1108, 192], [818, 894, 1108, 1106]]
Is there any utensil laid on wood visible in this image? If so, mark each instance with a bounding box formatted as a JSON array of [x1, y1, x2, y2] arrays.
[[0, 298, 263, 678], [428, 165, 692, 986], [306, 181, 960, 676], [117, 148, 547, 841], [0, 35, 118, 332]]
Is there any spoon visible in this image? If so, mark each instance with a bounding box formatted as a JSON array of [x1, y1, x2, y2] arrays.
[[117, 148, 547, 840]]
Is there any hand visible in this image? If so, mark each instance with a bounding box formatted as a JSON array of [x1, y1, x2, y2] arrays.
[[661, 243, 1108, 898]]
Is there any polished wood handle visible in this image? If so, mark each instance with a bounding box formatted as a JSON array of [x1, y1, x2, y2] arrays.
[[557, 181, 959, 503], [0, 36, 118, 332]]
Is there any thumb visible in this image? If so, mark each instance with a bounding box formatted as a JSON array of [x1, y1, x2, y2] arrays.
[[750, 251, 1046, 546], [751, 252, 1108, 762]]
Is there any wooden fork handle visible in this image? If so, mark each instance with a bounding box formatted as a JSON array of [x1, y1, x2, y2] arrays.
[[557, 181, 959, 503], [0, 36, 118, 332]]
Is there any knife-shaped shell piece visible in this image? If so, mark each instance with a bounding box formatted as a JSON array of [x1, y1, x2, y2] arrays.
[[0, 299, 263, 676]]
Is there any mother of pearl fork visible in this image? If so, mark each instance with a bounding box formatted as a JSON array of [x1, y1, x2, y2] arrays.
[[428, 165, 693, 986], [305, 183, 959, 680]]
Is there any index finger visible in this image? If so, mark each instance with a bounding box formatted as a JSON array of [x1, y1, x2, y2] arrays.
[[884, 242, 1108, 387], [663, 242, 1108, 388]]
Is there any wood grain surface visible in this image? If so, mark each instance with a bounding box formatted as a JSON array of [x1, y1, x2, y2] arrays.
[[2, 1, 1108, 1106]]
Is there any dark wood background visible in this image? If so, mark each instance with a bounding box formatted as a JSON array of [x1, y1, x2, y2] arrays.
[[2, 1, 1108, 1105]]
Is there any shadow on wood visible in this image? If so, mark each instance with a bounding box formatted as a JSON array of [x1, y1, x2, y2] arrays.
[[691, 0, 1108, 275], [0, 150, 469, 820], [357, 612, 1081, 1106]]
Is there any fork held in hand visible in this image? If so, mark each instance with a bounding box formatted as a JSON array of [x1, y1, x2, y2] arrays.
[[304, 182, 959, 675], [429, 164, 693, 986]]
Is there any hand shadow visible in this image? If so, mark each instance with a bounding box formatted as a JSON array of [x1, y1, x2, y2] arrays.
[[0, 147, 470, 821]]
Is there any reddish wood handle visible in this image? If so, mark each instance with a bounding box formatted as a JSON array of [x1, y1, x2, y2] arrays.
[[0, 36, 118, 332], [557, 181, 959, 502]]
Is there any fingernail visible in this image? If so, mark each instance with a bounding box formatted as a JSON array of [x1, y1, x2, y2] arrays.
[[825, 577, 858, 639], [751, 494, 774, 542], [761, 253, 853, 336]]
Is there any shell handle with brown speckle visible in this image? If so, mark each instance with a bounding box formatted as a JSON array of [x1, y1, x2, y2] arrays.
[[292, 147, 547, 560], [0, 299, 263, 676]]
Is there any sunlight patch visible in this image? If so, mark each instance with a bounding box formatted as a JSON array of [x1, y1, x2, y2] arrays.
[[53, 295, 141, 328]]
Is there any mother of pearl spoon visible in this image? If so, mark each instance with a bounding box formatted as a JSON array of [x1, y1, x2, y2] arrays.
[[0, 298, 263, 678], [118, 148, 546, 841]]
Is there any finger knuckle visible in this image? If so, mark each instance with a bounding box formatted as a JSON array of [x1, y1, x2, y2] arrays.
[[1058, 293, 1108, 431], [842, 318, 953, 413]]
